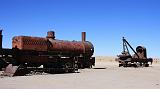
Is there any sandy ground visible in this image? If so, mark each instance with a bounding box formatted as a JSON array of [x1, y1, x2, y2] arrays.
[[0, 59, 160, 89]]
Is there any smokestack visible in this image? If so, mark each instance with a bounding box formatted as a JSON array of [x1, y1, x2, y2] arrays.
[[82, 32, 86, 42], [0, 30, 2, 49], [46, 31, 55, 39]]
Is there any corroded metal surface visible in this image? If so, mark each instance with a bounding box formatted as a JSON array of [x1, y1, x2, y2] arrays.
[[12, 31, 94, 56], [12, 36, 48, 51], [116, 37, 153, 67]]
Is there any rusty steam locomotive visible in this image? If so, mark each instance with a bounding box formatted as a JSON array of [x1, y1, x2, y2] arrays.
[[0, 30, 95, 76]]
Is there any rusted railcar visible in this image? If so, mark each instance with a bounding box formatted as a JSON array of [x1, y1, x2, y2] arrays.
[[116, 37, 153, 67]]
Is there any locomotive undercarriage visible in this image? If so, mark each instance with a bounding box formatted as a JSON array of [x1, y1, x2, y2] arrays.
[[0, 49, 95, 76]]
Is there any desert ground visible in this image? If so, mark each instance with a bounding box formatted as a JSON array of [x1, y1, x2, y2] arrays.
[[0, 56, 160, 89]]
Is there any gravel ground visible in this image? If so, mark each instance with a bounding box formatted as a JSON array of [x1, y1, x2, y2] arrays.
[[0, 61, 160, 89]]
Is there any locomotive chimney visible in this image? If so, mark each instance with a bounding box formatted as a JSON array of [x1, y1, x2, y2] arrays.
[[0, 30, 2, 49], [82, 32, 86, 42], [46, 31, 55, 39]]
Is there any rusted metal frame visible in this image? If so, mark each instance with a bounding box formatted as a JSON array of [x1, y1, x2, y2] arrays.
[[123, 37, 139, 59], [124, 41, 131, 56]]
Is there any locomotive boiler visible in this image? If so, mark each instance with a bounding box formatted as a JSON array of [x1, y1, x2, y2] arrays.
[[12, 31, 94, 57], [0, 31, 95, 76]]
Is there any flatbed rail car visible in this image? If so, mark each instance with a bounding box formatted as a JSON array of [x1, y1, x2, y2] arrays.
[[116, 37, 153, 67], [0, 30, 95, 76]]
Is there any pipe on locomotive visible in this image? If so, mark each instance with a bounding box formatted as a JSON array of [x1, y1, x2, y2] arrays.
[[82, 32, 86, 42], [46, 31, 55, 39], [46, 31, 87, 42]]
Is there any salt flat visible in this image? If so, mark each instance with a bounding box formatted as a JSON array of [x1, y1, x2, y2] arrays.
[[0, 58, 160, 89]]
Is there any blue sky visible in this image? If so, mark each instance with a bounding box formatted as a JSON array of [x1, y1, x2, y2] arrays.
[[0, 0, 160, 57]]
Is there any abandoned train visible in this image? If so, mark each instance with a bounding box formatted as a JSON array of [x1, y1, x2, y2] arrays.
[[116, 37, 153, 67], [0, 31, 95, 75]]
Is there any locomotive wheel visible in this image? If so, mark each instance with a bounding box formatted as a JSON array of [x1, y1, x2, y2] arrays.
[[123, 62, 128, 67], [119, 64, 123, 67], [88, 62, 92, 68], [144, 64, 149, 67], [74, 63, 78, 72], [89, 64, 92, 68], [133, 64, 137, 67], [69, 63, 78, 73], [64, 62, 72, 73], [80, 64, 84, 69]]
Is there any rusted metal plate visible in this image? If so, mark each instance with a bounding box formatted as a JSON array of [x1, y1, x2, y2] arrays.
[[12, 36, 48, 51], [12, 32, 94, 56], [2, 64, 18, 76]]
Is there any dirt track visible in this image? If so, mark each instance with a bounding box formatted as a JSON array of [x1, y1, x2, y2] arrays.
[[0, 61, 160, 89]]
